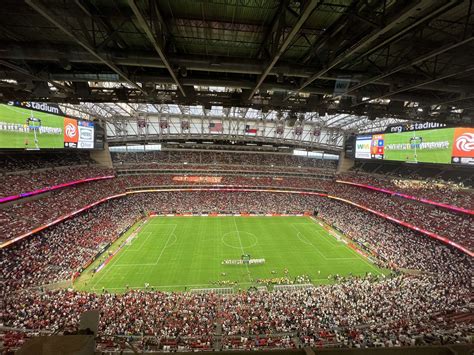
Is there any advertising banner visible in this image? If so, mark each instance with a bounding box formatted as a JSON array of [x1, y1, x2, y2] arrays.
[[172, 176, 223, 183], [354, 136, 371, 159], [370, 134, 385, 159], [78, 120, 94, 149], [63, 117, 79, 148], [451, 127, 474, 165]]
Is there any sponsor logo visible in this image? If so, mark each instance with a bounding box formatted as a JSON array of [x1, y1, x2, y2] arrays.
[[385, 141, 449, 150], [8, 101, 61, 115], [64, 118, 78, 144], [455, 132, 474, 152], [65, 123, 77, 138], [79, 127, 93, 140], [387, 122, 447, 133], [78, 141, 94, 149], [451, 128, 474, 162]]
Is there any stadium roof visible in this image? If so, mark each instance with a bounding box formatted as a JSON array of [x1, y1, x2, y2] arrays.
[[0, 0, 473, 133]]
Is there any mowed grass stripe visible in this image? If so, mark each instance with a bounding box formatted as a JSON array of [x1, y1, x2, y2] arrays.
[[78, 217, 387, 292]]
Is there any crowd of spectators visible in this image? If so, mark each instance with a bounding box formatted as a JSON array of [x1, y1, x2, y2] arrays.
[[121, 174, 332, 191], [329, 183, 473, 250], [0, 151, 93, 172], [2, 169, 472, 252], [352, 161, 474, 188], [338, 172, 473, 210], [0, 179, 126, 243], [0, 166, 114, 198], [1, 197, 145, 291], [1, 191, 472, 352], [112, 151, 337, 172], [1, 152, 473, 351], [118, 163, 333, 175]]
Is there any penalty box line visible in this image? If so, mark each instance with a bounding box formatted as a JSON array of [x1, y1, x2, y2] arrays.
[[292, 222, 360, 261], [113, 224, 177, 267], [308, 217, 384, 276]]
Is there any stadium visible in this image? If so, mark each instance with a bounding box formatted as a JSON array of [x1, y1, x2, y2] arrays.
[[0, 1, 473, 354]]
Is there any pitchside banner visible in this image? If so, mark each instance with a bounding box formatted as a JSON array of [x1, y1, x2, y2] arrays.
[[355, 126, 474, 165], [0, 103, 94, 150]]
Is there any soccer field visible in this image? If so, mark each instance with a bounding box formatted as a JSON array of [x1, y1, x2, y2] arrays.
[[75, 216, 386, 292]]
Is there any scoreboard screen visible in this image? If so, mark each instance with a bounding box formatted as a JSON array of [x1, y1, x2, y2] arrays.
[[355, 125, 474, 166], [0, 102, 95, 150]]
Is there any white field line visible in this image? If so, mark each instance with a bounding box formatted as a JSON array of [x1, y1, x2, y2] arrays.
[[88, 220, 152, 289], [291, 224, 328, 260], [307, 218, 383, 276], [91, 223, 176, 288], [114, 224, 177, 267], [292, 224, 360, 261], [232, 217, 252, 282], [126, 232, 152, 252]]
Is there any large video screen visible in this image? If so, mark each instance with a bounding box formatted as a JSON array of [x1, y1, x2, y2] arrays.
[[0, 103, 94, 149], [355, 126, 474, 165]]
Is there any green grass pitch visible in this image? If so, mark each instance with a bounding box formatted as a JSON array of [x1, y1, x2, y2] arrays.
[[75, 216, 387, 293], [0, 104, 64, 149]]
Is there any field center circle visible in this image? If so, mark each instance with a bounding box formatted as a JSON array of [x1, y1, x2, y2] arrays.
[[222, 231, 258, 249]]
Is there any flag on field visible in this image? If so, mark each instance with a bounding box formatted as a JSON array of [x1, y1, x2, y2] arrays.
[[245, 125, 258, 135], [209, 122, 223, 133]]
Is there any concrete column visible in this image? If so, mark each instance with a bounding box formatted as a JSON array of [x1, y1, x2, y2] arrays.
[[89, 142, 113, 168], [337, 150, 355, 173]]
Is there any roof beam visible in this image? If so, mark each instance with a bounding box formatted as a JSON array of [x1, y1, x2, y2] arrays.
[[247, 0, 319, 100], [342, 36, 474, 98], [0, 59, 72, 93], [353, 63, 474, 106], [347, 1, 460, 68], [285, 0, 446, 100], [25, 0, 146, 95], [434, 94, 474, 107], [257, 0, 288, 59], [75, 0, 128, 49], [128, 0, 186, 97]]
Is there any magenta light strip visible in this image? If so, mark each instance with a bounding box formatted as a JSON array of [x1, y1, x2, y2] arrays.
[[0, 175, 115, 204], [336, 180, 474, 216]]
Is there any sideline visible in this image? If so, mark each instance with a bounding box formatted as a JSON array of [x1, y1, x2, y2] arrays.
[[73, 218, 147, 290]]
